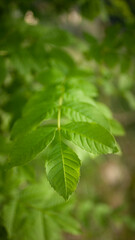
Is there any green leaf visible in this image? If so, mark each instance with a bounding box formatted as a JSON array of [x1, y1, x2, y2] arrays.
[[67, 78, 98, 98], [43, 215, 63, 240], [49, 212, 81, 235], [62, 122, 118, 154], [15, 210, 46, 240], [3, 199, 18, 238], [35, 67, 64, 86], [49, 48, 75, 69], [109, 119, 125, 136], [22, 90, 60, 115], [9, 126, 56, 167], [95, 102, 113, 119], [95, 103, 125, 136], [11, 103, 56, 139], [44, 27, 74, 46], [62, 101, 110, 130], [0, 136, 11, 155], [64, 89, 96, 104], [46, 131, 81, 200]]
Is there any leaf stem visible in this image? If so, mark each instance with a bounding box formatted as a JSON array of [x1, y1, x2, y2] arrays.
[[57, 77, 66, 131], [58, 96, 63, 130]]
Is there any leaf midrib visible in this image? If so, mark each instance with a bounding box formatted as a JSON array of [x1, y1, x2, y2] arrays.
[[58, 131, 68, 199]]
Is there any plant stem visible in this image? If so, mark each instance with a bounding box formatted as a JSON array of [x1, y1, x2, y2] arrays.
[[58, 96, 63, 130], [57, 77, 66, 130]]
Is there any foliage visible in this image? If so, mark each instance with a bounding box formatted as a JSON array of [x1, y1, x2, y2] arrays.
[[84, 24, 135, 111], [4, 21, 119, 199], [0, 0, 135, 239], [0, 165, 80, 240]]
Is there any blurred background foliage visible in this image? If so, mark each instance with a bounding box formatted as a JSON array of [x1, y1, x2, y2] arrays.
[[0, 0, 135, 239]]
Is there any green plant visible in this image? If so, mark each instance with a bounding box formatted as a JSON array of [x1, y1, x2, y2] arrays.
[[1, 1, 134, 239], [3, 23, 120, 200]]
